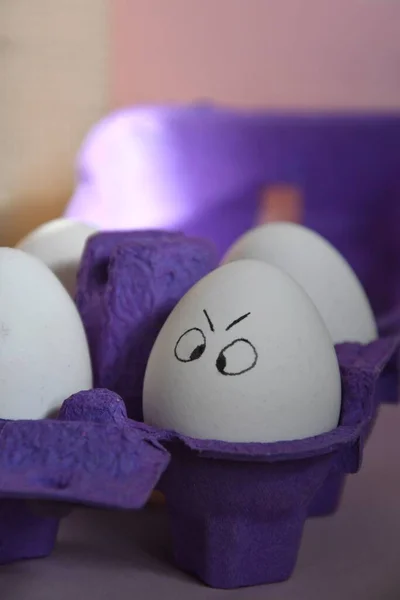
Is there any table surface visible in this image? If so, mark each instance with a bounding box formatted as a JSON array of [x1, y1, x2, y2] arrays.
[[3, 402, 400, 600]]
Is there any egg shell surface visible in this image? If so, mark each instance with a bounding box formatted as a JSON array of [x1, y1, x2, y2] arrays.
[[16, 218, 97, 296], [222, 222, 377, 345], [143, 259, 342, 443], [0, 248, 93, 420]]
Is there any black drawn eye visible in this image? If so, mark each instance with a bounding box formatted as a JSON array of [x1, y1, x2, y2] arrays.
[[174, 327, 206, 363], [216, 338, 258, 376]]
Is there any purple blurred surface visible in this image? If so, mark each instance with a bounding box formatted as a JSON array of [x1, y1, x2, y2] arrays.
[[66, 105, 400, 315], [76, 230, 217, 420]]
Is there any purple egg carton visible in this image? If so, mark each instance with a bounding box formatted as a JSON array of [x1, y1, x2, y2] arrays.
[[0, 339, 397, 588], [0, 229, 397, 587], [65, 106, 400, 317], [76, 229, 400, 523], [75, 230, 218, 421]]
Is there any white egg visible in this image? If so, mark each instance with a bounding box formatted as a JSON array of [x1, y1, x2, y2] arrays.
[[0, 248, 93, 420], [143, 259, 341, 443], [16, 218, 97, 296], [222, 222, 377, 345]]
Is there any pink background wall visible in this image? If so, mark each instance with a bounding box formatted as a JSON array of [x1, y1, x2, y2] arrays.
[[113, 0, 400, 110]]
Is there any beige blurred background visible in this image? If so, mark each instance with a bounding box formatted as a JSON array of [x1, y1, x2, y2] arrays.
[[2, 0, 400, 245], [113, 0, 400, 109], [1, 0, 109, 245]]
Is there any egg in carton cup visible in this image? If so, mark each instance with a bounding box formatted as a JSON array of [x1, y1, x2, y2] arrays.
[[153, 335, 390, 588], [78, 234, 396, 588], [139, 256, 399, 587], [0, 231, 217, 563]]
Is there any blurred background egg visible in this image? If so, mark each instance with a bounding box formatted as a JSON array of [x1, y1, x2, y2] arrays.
[[223, 222, 378, 345], [0, 248, 93, 420], [143, 259, 341, 443], [16, 218, 97, 296]]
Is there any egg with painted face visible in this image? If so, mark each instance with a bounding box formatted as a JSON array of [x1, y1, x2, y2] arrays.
[[0, 248, 93, 420], [16, 218, 97, 296], [222, 222, 377, 345], [143, 259, 341, 443]]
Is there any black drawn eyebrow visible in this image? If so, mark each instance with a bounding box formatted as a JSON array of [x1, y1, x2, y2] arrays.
[[203, 309, 215, 332], [225, 312, 251, 331]]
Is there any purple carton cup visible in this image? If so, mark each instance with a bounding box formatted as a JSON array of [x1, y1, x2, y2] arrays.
[[0, 390, 170, 565], [0, 499, 59, 565], [76, 230, 218, 421], [152, 338, 399, 588]]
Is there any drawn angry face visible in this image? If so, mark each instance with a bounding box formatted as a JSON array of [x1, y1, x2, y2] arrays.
[[174, 309, 258, 376]]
